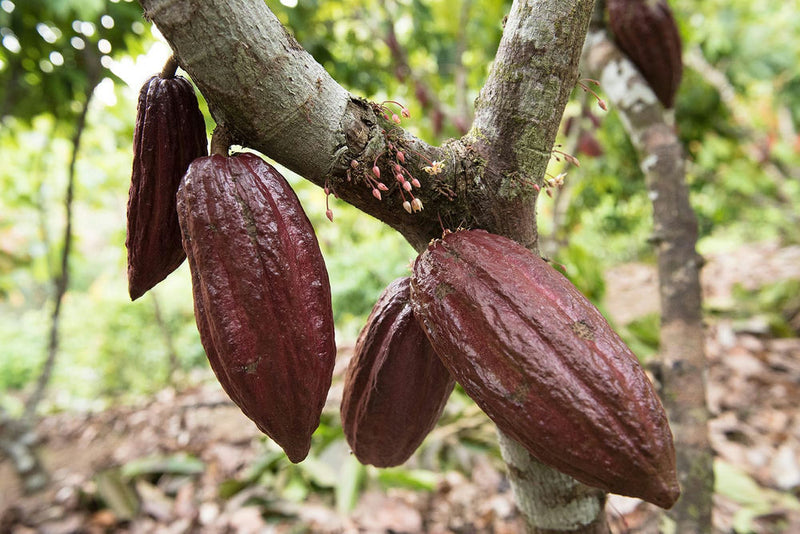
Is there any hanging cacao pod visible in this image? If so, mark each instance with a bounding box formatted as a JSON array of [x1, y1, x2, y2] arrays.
[[341, 277, 454, 467], [126, 71, 207, 300], [410, 229, 679, 508], [607, 0, 683, 108], [176, 153, 336, 463]]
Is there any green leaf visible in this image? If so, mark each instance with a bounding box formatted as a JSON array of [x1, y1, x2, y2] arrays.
[[94, 468, 139, 520], [335, 455, 365, 514], [375, 467, 439, 491], [120, 453, 205, 479]]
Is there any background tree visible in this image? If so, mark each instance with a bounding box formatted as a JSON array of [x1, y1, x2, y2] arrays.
[[0, 0, 144, 492]]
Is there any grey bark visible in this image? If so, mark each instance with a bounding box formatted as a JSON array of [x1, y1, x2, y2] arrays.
[[583, 28, 713, 533], [140, 0, 608, 531]]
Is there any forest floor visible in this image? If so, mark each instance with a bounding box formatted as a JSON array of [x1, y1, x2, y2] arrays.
[[1, 241, 799, 533]]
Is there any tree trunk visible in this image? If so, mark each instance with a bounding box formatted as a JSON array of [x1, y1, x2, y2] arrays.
[[582, 27, 714, 533], [140, 0, 613, 530]]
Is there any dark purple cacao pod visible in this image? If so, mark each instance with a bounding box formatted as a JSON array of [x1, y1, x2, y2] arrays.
[[577, 131, 604, 158], [410, 229, 679, 508], [607, 0, 683, 108], [341, 277, 454, 467], [126, 74, 207, 300], [176, 153, 336, 463]]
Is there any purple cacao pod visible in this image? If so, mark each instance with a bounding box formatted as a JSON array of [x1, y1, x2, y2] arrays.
[[176, 153, 336, 463], [607, 0, 683, 108], [410, 229, 679, 508], [341, 277, 455, 467], [126, 73, 207, 300]]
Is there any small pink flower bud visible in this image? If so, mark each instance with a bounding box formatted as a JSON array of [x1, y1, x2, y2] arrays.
[[372, 165, 381, 178], [324, 187, 331, 195], [598, 99, 608, 111], [533, 183, 541, 192], [411, 198, 423, 212], [392, 113, 401, 124], [402, 108, 410, 118], [403, 181, 412, 192], [396, 174, 405, 183], [411, 178, 421, 188], [377, 182, 389, 191], [326, 209, 334, 222], [397, 151, 405, 163], [372, 188, 382, 200], [402, 201, 412, 214], [394, 164, 402, 173], [350, 159, 359, 168]]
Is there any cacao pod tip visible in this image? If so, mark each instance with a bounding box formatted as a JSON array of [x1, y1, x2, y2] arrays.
[[128, 284, 143, 302], [645, 474, 681, 509], [282, 443, 311, 464]]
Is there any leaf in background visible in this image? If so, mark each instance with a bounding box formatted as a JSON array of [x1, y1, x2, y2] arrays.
[[376, 468, 440, 491], [296, 456, 338, 489], [715, 459, 800, 532], [94, 468, 139, 520], [336, 454, 366, 514], [120, 453, 204, 479]]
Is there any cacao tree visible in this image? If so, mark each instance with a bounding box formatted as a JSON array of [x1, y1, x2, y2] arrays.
[[135, 0, 706, 531]]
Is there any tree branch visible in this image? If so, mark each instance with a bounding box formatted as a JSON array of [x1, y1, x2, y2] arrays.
[[469, 0, 596, 250], [582, 28, 713, 533], [141, 0, 452, 250], [25, 71, 99, 421]]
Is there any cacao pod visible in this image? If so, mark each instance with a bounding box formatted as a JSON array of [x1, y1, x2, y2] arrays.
[[176, 153, 336, 463], [126, 73, 207, 300], [607, 0, 683, 108], [577, 131, 604, 158], [410, 229, 679, 508], [341, 277, 455, 467]]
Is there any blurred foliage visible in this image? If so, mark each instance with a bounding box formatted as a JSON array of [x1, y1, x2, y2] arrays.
[[715, 459, 800, 533], [729, 279, 800, 338], [0, 0, 146, 122], [0, 0, 799, 513]]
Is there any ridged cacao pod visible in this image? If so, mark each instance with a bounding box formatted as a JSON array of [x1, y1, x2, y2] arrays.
[[126, 73, 207, 300], [410, 229, 679, 508], [607, 0, 683, 108], [341, 277, 455, 467], [176, 153, 336, 463]]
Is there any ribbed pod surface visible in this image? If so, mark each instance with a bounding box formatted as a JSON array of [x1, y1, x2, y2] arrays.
[[176, 153, 335, 463], [411, 229, 679, 508], [126, 74, 207, 300], [341, 277, 454, 467]]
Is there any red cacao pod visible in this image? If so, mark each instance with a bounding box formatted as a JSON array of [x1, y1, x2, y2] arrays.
[[410, 229, 679, 508], [126, 73, 207, 300], [577, 131, 604, 158], [176, 153, 336, 463], [607, 0, 683, 108], [341, 277, 454, 467]]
